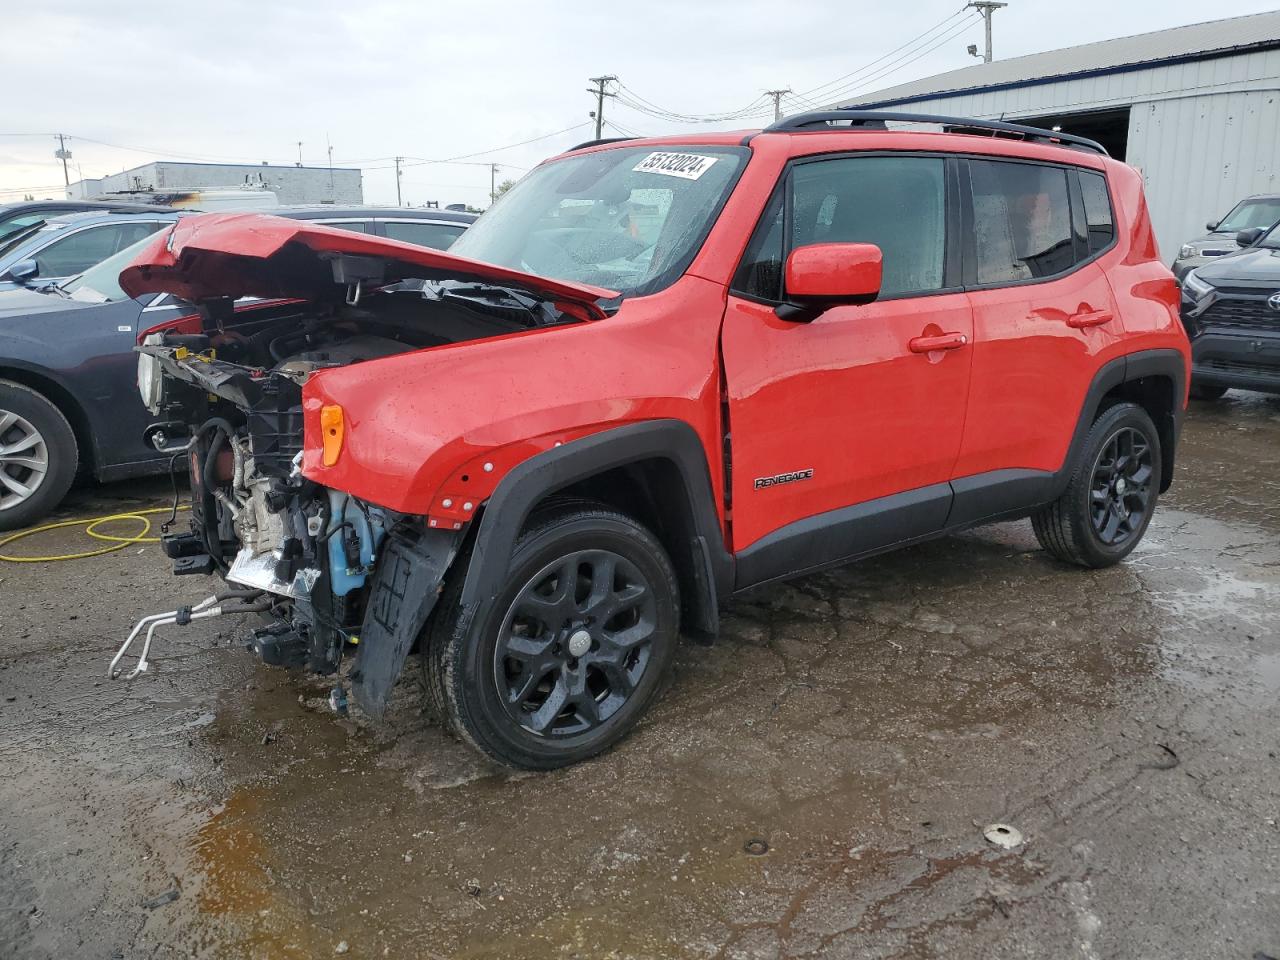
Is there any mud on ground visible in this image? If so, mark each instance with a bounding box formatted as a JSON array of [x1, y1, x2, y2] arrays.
[[2, 393, 1279, 959]]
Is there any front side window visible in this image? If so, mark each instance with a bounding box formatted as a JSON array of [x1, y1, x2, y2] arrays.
[[970, 160, 1073, 284], [732, 155, 948, 302], [792, 157, 946, 298], [449, 145, 746, 297], [383, 221, 466, 250]]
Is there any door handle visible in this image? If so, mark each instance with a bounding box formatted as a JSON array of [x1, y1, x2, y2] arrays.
[[1066, 309, 1113, 328], [909, 332, 968, 353]]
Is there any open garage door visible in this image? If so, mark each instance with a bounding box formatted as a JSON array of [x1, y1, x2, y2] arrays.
[[1018, 107, 1131, 160]]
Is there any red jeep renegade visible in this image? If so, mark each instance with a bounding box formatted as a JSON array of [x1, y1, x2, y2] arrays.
[[124, 111, 1190, 769]]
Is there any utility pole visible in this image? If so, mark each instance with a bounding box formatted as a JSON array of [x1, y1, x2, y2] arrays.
[[394, 156, 403, 206], [296, 141, 303, 166], [586, 75, 617, 140], [966, 2, 1007, 62], [764, 88, 792, 122], [54, 134, 72, 196], [326, 135, 334, 200], [489, 163, 498, 206]]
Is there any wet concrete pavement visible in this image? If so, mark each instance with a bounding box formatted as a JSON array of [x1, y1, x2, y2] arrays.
[[2, 392, 1279, 960]]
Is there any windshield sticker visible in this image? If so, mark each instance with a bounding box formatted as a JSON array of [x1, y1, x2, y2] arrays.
[[632, 152, 719, 181]]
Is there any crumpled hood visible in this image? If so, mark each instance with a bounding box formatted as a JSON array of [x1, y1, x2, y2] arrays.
[[1196, 245, 1280, 284], [118, 213, 618, 319]]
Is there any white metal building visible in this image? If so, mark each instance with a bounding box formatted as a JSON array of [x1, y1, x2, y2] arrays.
[[70, 161, 363, 206], [840, 12, 1280, 261]]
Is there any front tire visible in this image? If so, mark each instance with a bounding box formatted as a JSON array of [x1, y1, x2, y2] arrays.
[[423, 504, 680, 770], [1032, 402, 1161, 569], [0, 379, 78, 532]]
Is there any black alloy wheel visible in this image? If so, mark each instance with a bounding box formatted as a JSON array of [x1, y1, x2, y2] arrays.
[[1031, 401, 1162, 569], [1088, 426, 1154, 547], [423, 503, 680, 770], [494, 549, 658, 737]]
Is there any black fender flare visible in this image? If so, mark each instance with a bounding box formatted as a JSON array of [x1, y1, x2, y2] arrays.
[[1063, 347, 1186, 495], [457, 419, 732, 638]]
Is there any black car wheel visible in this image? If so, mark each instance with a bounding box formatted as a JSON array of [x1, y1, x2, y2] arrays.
[[1189, 383, 1228, 401], [1032, 402, 1162, 568], [424, 503, 680, 770], [0, 379, 78, 532]]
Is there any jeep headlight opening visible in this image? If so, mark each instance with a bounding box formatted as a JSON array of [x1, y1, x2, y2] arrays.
[[138, 333, 165, 415], [1181, 270, 1214, 303], [1178, 243, 1196, 260]]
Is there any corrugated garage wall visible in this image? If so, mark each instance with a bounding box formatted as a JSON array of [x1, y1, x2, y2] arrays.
[[1127, 88, 1279, 259], [850, 46, 1280, 261]]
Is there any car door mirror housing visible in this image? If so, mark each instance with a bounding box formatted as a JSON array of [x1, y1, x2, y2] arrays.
[[4, 259, 38, 284], [776, 242, 882, 322], [1235, 227, 1265, 248], [1206, 220, 1219, 231]]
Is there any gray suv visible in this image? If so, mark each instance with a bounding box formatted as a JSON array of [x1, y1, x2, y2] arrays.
[[1172, 194, 1280, 281]]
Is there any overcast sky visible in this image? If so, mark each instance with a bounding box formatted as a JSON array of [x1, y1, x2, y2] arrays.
[[2, 0, 1276, 209]]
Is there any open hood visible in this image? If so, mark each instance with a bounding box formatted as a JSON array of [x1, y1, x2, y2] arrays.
[[118, 213, 618, 319]]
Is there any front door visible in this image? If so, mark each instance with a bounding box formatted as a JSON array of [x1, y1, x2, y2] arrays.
[[721, 154, 973, 587]]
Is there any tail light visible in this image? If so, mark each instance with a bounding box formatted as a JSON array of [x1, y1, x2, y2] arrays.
[[320, 404, 345, 466]]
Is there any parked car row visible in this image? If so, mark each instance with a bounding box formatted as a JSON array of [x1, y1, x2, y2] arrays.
[[0, 204, 474, 529], [1170, 195, 1280, 402]]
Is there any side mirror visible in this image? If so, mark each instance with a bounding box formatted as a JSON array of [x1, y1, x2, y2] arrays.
[[1235, 227, 1265, 248], [776, 242, 882, 322], [3, 259, 38, 284], [1206, 220, 1219, 232]]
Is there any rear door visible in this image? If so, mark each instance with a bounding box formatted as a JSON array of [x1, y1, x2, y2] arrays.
[[950, 157, 1123, 521], [721, 153, 973, 584]]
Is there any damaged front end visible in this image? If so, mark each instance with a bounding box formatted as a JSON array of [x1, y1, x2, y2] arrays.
[[142, 300, 466, 715], [116, 217, 614, 715]]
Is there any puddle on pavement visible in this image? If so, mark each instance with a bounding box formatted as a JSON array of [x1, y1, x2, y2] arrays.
[[171, 520, 1205, 958]]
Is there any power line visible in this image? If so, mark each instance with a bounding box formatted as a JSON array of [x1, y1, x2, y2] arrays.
[[793, 6, 971, 101], [809, 14, 982, 106]]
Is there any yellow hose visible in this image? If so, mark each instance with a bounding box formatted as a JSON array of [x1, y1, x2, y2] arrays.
[[0, 507, 187, 563]]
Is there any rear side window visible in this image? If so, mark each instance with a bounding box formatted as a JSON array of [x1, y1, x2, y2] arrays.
[[1078, 172, 1115, 254], [970, 160, 1073, 284]]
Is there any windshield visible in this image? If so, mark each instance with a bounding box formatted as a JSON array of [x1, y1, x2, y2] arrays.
[[449, 145, 747, 297], [61, 232, 164, 303], [1218, 198, 1280, 233]]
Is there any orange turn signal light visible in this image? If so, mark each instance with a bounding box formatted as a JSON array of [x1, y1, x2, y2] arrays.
[[320, 404, 345, 466]]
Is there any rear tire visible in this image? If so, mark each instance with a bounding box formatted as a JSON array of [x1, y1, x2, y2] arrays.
[[1032, 402, 1161, 569], [1189, 383, 1228, 401], [423, 503, 680, 770], [0, 379, 78, 532]]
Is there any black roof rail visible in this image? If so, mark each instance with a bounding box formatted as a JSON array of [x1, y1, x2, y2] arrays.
[[567, 136, 638, 152], [764, 110, 1108, 156]]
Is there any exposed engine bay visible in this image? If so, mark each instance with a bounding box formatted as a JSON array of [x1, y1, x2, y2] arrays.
[[134, 271, 587, 703]]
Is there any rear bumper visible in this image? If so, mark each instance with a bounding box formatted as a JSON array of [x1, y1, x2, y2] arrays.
[[1191, 330, 1280, 394]]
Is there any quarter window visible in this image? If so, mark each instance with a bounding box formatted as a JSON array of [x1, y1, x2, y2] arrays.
[[1078, 171, 1115, 254], [970, 160, 1074, 284]]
